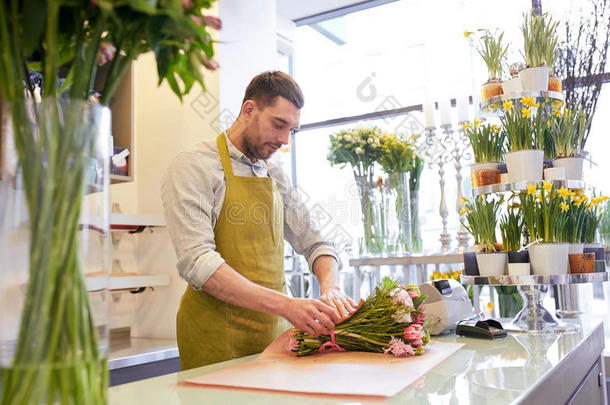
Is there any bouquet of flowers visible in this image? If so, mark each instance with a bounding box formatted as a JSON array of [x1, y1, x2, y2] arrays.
[[292, 278, 430, 358]]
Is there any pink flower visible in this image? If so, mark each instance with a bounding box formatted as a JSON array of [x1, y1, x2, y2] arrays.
[[391, 288, 413, 309], [383, 336, 415, 357], [403, 324, 424, 341], [407, 289, 419, 300], [413, 312, 425, 325], [182, 0, 193, 9], [411, 339, 424, 348], [190, 14, 222, 30], [96, 42, 116, 66]]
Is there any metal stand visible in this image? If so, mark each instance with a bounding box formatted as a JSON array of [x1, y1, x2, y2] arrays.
[[454, 122, 472, 253]]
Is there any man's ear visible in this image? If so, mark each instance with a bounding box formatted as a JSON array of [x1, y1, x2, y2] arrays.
[[242, 100, 256, 118]]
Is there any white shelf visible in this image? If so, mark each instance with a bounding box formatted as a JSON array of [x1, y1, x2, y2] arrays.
[[480, 90, 564, 110], [87, 274, 170, 292], [472, 179, 585, 197], [110, 214, 166, 228]]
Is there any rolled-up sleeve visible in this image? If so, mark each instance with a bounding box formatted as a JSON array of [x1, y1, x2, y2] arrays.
[[161, 152, 224, 289], [270, 166, 343, 272]]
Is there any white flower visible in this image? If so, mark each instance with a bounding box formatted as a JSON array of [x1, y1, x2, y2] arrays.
[[337, 134, 344, 141], [355, 147, 364, 154], [367, 137, 374, 144], [391, 288, 414, 309], [392, 309, 412, 323]]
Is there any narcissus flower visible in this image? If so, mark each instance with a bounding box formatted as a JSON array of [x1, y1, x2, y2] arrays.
[[553, 109, 562, 117], [543, 181, 553, 193], [503, 100, 514, 111], [522, 107, 531, 118], [527, 183, 537, 195], [560, 202, 570, 212]]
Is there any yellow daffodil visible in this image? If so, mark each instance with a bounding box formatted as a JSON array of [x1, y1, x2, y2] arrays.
[[490, 125, 501, 134], [462, 122, 470, 130], [461, 197, 469, 204], [522, 107, 531, 118], [537, 193, 543, 202], [574, 198, 584, 207], [587, 202, 593, 210], [558, 187, 570, 199], [460, 209, 467, 215], [565, 108, 572, 117], [553, 109, 561, 117], [474, 118, 482, 128], [527, 183, 537, 196], [503, 100, 514, 111], [552, 100, 564, 109], [543, 181, 553, 193], [487, 302, 494, 311], [560, 201, 570, 212], [521, 96, 536, 107], [464, 30, 471, 38]]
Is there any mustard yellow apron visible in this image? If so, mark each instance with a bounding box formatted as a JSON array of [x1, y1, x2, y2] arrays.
[[176, 133, 288, 370]]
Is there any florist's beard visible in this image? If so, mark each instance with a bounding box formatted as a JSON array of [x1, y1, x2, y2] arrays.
[[242, 120, 278, 161]]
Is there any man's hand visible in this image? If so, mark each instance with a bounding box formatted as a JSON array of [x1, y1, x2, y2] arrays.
[[279, 298, 339, 336], [320, 284, 358, 320]]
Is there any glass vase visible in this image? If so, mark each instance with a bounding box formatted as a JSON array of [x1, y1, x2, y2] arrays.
[[0, 99, 110, 404], [496, 291, 524, 318], [355, 174, 385, 256], [387, 172, 411, 255]]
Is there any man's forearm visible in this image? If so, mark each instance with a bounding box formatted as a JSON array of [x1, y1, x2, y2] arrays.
[[202, 262, 291, 316], [312, 255, 339, 290]]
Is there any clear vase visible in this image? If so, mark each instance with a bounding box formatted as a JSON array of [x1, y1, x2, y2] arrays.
[[355, 174, 385, 256], [409, 188, 423, 253], [0, 99, 110, 404], [387, 172, 411, 255], [496, 291, 523, 318]]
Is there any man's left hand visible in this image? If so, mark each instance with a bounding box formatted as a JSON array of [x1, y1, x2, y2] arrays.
[[319, 285, 358, 321]]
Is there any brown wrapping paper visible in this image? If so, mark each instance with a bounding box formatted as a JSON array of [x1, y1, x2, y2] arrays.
[[185, 330, 464, 397]]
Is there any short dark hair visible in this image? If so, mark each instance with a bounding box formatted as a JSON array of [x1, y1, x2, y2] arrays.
[[242, 71, 304, 110]]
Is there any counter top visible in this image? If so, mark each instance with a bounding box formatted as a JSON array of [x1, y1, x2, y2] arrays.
[[109, 317, 605, 404], [108, 336, 178, 370]]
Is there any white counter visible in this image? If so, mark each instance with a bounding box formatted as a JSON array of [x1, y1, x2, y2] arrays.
[[109, 317, 605, 404]]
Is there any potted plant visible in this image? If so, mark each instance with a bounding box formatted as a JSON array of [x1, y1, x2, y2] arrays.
[[555, 188, 588, 272], [520, 12, 559, 91], [501, 97, 545, 182], [465, 120, 505, 188], [551, 104, 592, 180], [581, 194, 609, 249], [0, 1, 220, 403], [471, 29, 509, 100], [500, 203, 530, 275], [329, 127, 386, 255], [462, 196, 506, 276], [520, 182, 569, 275], [545, 20, 561, 92]]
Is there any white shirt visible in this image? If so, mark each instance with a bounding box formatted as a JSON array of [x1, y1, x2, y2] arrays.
[[161, 134, 341, 289]]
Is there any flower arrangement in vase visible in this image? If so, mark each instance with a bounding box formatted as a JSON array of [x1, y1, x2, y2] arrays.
[[520, 12, 560, 91], [0, 1, 220, 403], [461, 196, 506, 276], [467, 29, 508, 100], [464, 119, 505, 187], [500, 97, 545, 182]]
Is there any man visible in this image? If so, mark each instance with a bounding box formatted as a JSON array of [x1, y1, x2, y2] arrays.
[[162, 71, 356, 370]]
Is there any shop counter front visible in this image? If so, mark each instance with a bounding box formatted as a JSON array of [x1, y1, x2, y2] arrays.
[[109, 317, 605, 404]]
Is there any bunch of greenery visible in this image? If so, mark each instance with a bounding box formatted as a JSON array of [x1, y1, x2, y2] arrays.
[[521, 12, 559, 68], [560, 190, 588, 243], [0, 1, 219, 404], [328, 127, 385, 178], [464, 120, 506, 163], [499, 204, 523, 251], [581, 195, 609, 243], [293, 278, 429, 357], [461, 195, 503, 253], [500, 97, 545, 152], [520, 182, 569, 243], [378, 133, 418, 174], [550, 103, 593, 157], [599, 200, 610, 246], [471, 29, 509, 80]]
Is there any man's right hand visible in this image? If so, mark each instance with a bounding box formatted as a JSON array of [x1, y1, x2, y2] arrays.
[[280, 298, 339, 337]]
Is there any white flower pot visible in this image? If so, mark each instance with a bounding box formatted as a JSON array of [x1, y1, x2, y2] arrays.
[[553, 157, 584, 181], [584, 242, 602, 249], [519, 66, 550, 91], [508, 262, 530, 276], [543, 167, 566, 181], [567, 243, 584, 272], [529, 243, 569, 275], [501, 77, 523, 95], [505, 149, 544, 183], [476, 252, 507, 276]]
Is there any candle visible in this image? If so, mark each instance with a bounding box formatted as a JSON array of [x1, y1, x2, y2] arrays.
[[457, 96, 470, 123], [423, 102, 435, 128], [439, 99, 452, 126]]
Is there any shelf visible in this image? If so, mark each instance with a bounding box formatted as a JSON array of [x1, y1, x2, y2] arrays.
[[110, 213, 166, 229], [461, 272, 608, 286], [480, 90, 564, 110], [87, 273, 170, 292], [472, 179, 585, 197], [111, 174, 133, 184]]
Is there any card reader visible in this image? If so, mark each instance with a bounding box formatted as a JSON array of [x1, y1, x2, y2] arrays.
[[456, 319, 507, 339]]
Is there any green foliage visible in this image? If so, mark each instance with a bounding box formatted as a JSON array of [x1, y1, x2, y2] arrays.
[[474, 29, 509, 80], [522, 11, 559, 69], [499, 204, 523, 251], [500, 97, 545, 152], [464, 121, 506, 163], [549, 103, 592, 157], [378, 133, 419, 174], [519, 182, 569, 243], [461, 195, 503, 253]]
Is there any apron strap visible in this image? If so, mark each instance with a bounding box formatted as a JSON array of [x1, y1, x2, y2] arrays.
[[216, 133, 234, 181]]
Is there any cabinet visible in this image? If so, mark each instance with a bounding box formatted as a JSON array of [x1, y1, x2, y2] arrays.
[[109, 65, 134, 184]]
